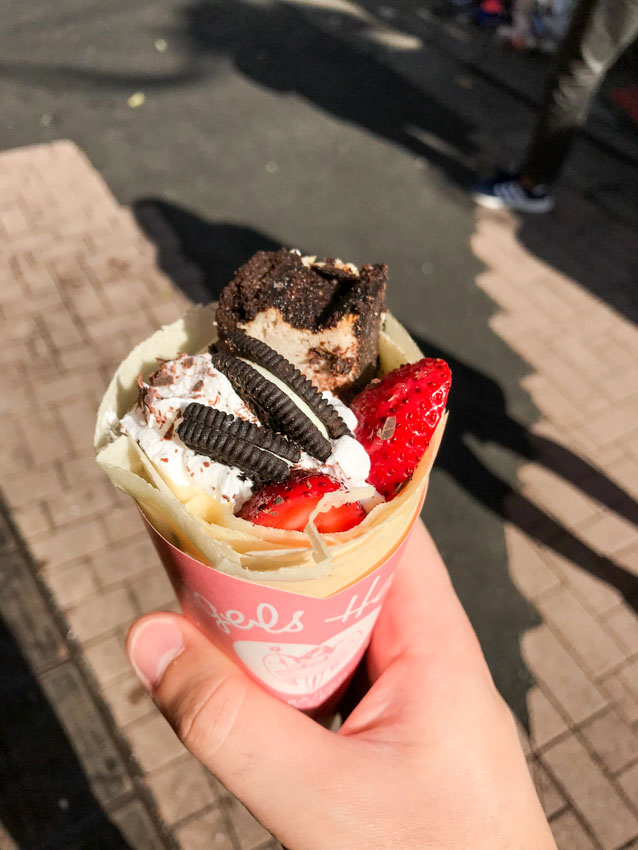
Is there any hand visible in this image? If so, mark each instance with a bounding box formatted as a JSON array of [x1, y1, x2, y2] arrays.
[[126, 521, 556, 849]]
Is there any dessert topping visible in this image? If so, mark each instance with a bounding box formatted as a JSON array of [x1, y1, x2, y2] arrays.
[[217, 331, 351, 439], [177, 417, 290, 484], [180, 402, 301, 463], [238, 471, 366, 532], [350, 358, 451, 498], [209, 351, 332, 462]]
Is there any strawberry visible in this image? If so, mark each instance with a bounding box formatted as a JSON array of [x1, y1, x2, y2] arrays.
[[238, 471, 366, 532], [350, 358, 451, 498]]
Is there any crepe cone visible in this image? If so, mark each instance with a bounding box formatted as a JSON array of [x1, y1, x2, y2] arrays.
[[95, 305, 447, 707]]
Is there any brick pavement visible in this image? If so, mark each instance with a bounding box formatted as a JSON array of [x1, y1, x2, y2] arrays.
[[0, 141, 636, 848]]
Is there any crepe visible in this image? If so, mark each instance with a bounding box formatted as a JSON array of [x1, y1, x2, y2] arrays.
[[94, 305, 446, 598]]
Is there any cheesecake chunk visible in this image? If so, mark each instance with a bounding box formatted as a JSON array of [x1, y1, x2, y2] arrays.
[[216, 249, 387, 399]]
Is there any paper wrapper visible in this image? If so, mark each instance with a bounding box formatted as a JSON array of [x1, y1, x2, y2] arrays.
[[145, 506, 420, 711], [95, 304, 446, 708]]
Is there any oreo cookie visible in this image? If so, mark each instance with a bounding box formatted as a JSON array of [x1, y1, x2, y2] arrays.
[[217, 331, 351, 439], [181, 402, 301, 462], [209, 351, 332, 462], [177, 417, 290, 483]]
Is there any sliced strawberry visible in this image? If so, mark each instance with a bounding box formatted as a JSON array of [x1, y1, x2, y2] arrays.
[[238, 471, 366, 532], [350, 358, 451, 499]]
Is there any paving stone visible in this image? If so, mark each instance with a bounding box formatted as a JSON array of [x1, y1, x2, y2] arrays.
[[147, 755, 220, 826], [125, 711, 186, 774], [102, 672, 157, 727], [527, 685, 569, 752], [45, 480, 115, 527], [535, 587, 626, 678], [1, 463, 65, 508], [0, 549, 68, 682], [225, 798, 273, 850], [93, 799, 168, 850], [518, 464, 601, 529], [550, 810, 598, 850], [30, 519, 110, 571], [12, 502, 52, 538], [504, 526, 561, 599], [576, 510, 638, 557], [65, 585, 138, 642], [101, 504, 147, 544], [83, 633, 131, 686], [529, 759, 567, 820], [42, 559, 100, 609], [129, 566, 177, 614], [579, 708, 638, 775], [92, 536, 158, 587], [603, 605, 638, 655], [522, 626, 607, 725], [540, 541, 624, 615], [39, 661, 133, 806], [617, 762, 638, 806], [542, 734, 638, 849], [174, 806, 235, 850], [601, 668, 638, 726]]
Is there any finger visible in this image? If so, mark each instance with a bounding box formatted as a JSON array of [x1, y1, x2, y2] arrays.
[[127, 613, 353, 844], [367, 520, 483, 681]]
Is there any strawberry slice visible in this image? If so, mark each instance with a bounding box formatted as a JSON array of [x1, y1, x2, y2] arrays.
[[350, 358, 451, 499], [238, 471, 366, 532]]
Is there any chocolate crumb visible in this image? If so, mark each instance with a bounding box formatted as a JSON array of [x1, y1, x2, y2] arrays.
[[273, 495, 284, 504], [152, 374, 174, 387]]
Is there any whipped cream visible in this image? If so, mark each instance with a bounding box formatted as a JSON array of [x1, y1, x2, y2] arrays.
[[121, 352, 371, 508]]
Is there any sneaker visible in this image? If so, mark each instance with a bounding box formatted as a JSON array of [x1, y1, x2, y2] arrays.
[[472, 173, 555, 213]]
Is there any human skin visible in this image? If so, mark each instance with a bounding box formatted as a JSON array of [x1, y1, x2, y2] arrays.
[[127, 521, 557, 850]]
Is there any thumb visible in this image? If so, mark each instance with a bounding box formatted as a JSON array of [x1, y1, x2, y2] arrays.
[[126, 613, 350, 844]]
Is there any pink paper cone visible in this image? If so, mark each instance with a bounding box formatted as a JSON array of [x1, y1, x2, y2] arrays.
[[144, 512, 419, 714]]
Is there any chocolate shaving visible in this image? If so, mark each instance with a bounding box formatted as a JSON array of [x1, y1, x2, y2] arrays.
[[378, 416, 396, 441], [216, 331, 351, 439], [181, 402, 301, 462], [209, 351, 332, 462], [152, 374, 174, 387]]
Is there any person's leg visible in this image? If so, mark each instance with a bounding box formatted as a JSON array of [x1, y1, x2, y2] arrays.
[[521, 0, 638, 186]]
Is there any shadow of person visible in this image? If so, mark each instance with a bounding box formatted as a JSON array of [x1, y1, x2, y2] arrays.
[[133, 198, 282, 302], [518, 202, 638, 324], [409, 333, 638, 613], [0, 521, 131, 848], [182, 0, 477, 186]]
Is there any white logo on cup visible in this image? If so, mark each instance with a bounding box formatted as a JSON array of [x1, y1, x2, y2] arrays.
[[193, 594, 304, 636], [324, 574, 394, 625], [233, 608, 381, 695]]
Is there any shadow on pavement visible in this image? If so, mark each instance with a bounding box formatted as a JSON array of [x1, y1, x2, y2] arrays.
[[182, 0, 476, 186], [409, 337, 638, 615], [0, 501, 132, 850], [133, 198, 281, 303]]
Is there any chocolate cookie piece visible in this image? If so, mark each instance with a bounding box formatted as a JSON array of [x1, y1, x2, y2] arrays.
[[209, 351, 332, 462], [215, 249, 386, 399], [178, 417, 290, 483], [181, 402, 301, 462], [216, 331, 351, 439]]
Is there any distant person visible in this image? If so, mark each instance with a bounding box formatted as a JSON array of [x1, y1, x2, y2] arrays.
[[473, 0, 638, 212]]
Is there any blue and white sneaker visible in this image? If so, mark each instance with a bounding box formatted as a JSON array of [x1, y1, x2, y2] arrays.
[[472, 173, 554, 213]]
